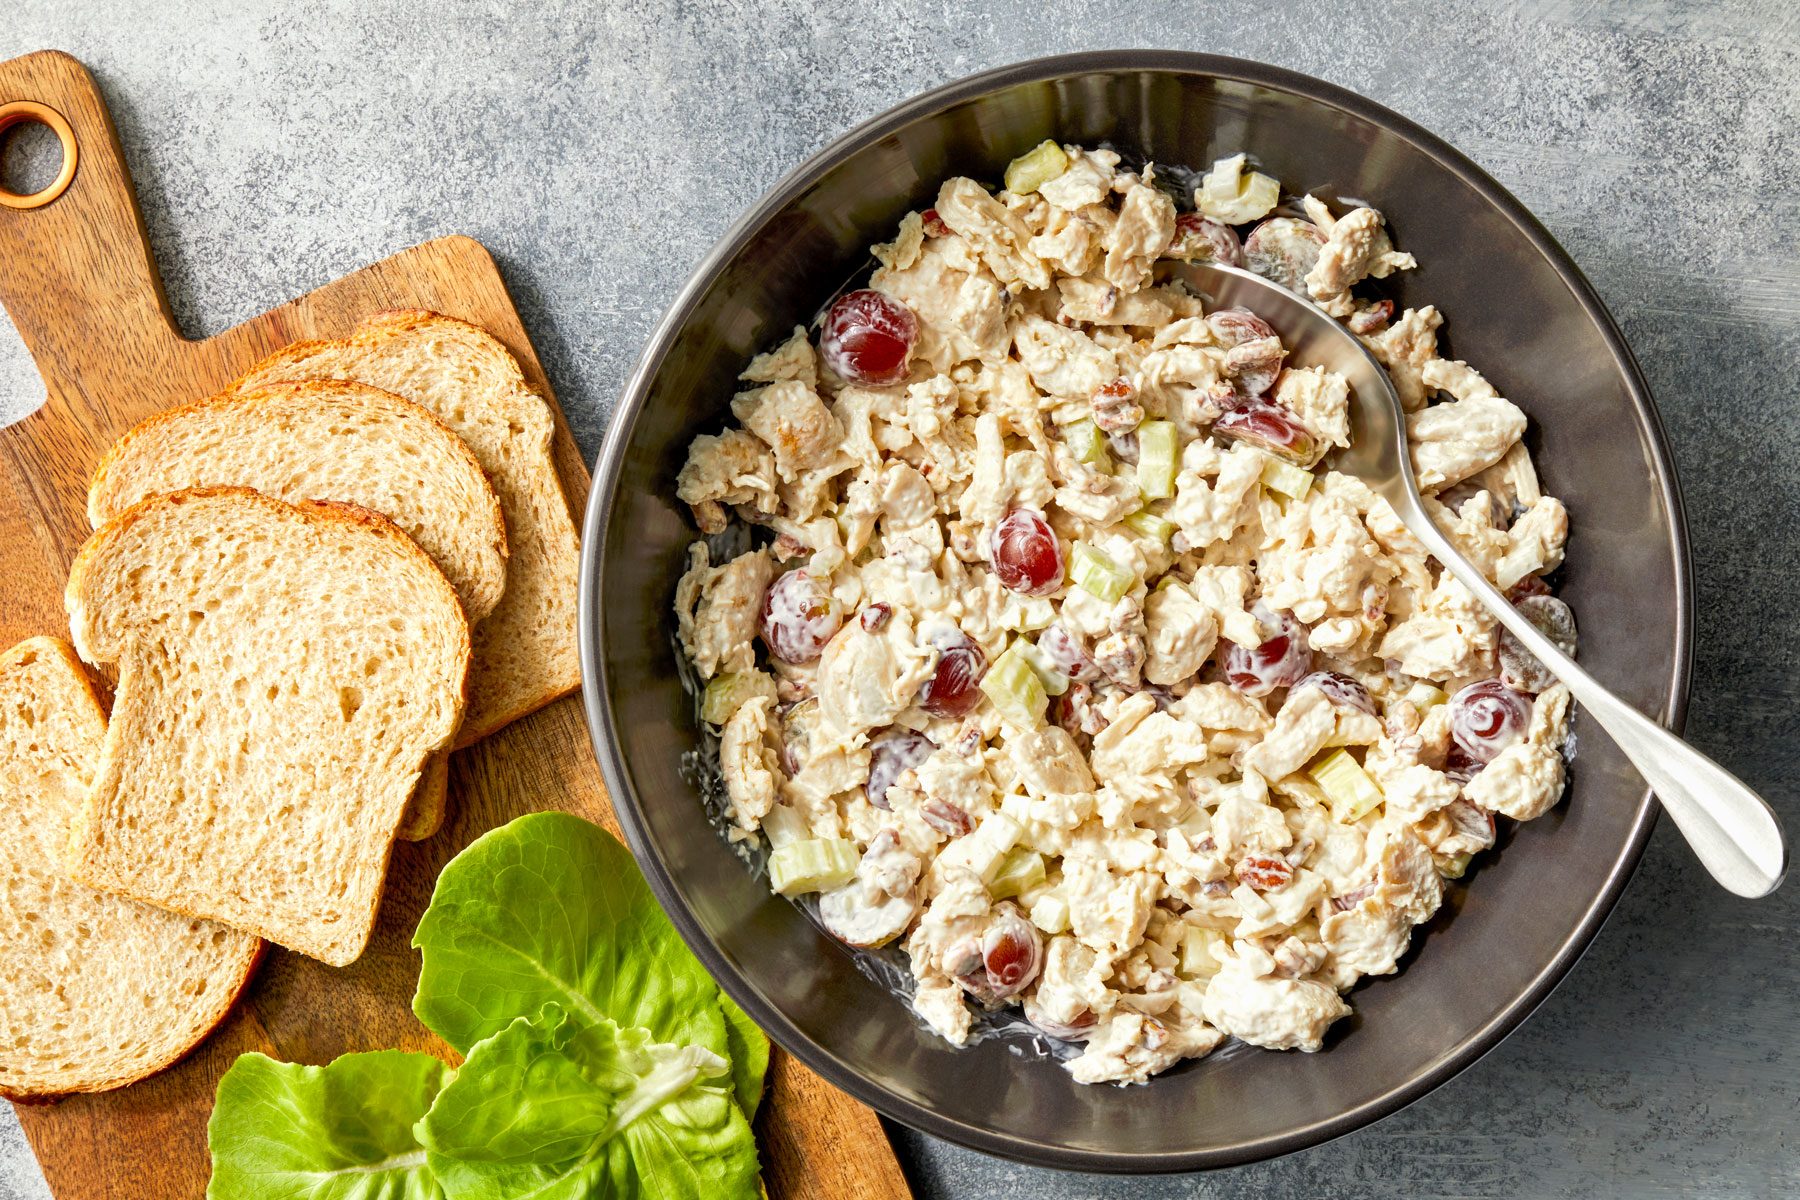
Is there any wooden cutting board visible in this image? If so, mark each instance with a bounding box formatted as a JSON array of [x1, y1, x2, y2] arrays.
[[0, 49, 912, 1200]]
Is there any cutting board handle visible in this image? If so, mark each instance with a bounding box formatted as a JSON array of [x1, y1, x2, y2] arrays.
[[0, 50, 184, 407]]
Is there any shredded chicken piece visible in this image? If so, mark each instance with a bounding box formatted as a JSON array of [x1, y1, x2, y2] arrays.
[[1301, 196, 1416, 318]]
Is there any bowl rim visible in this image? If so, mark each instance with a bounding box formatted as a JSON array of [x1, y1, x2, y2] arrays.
[[578, 48, 1694, 1173]]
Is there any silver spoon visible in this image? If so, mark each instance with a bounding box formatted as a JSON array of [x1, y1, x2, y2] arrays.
[[1169, 260, 1787, 899]]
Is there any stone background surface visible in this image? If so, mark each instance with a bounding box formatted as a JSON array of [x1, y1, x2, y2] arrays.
[[2, 2, 1796, 1197]]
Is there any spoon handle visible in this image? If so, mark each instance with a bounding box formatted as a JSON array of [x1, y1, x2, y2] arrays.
[[1417, 522, 1787, 898]]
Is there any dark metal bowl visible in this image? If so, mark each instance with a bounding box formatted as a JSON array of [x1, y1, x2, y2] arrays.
[[578, 51, 1690, 1171]]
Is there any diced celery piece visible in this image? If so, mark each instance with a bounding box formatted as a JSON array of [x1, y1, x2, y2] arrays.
[[1179, 926, 1226, 980], [1012, 639, 1071, 696], [768, 838, 860, 896], [1271, 772, 1331, 809], [989, 848, 1047, 900], [1438, 852, 1474, 880], [1069, 543, 1134, 603], [963, 812, 1024, 884], [1309, 748, 1386, 824], [1197, 154, 1282, 225], [1406, 682, 1450, 711], [1029, 892, 1071, 935], [1136, 420, 1179, 500], [760, 804, 810, 850], [1063, 417, 1112, 473], [1000, 595, 1057, 633], [1123, 508, 1177, 544], [699, 669, 776, 725], [1259, 455, 1315, 501], [1004, 140, 1070, 196], [979, 646, 1049, 727], [1230, 172, 1280, 222]]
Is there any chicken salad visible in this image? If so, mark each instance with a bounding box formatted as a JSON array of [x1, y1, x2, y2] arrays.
[[673, 142, 1575, 1085]]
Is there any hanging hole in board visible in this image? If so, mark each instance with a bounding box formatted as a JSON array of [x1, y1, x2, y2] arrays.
[[0, 101, 79, 210]]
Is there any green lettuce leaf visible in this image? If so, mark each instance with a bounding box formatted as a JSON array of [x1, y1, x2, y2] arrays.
[[206, 1050, 450, 1200], [417, 1004, 758, 1200], [717, 992, 770, 1121], [411, 813, 736, 1064]]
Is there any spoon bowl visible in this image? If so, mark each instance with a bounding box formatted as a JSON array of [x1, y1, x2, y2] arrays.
[[1168, 260, 1788, 899]]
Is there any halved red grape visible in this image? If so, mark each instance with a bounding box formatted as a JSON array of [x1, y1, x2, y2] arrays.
[[1209, 309, 1289, 396], [1244, 216, 1326, 293], [1224, 611, 1312, 697], [777, 697, 819, 775], [1038, 622, 1099, 682], [821, 289, 919, 386], [760, 570, 842, 664], [1498, 595, 1577, 694], [1443, 743, 1482, 784], [1169, 212, 1243, 266], [991, 508, 1064, 596], [921, 208, 950, 238], [818, 884, 916, 949], [1449, 679, 1531, 762], [1508, 574, 1552, 602], [1224, 339, 1286, 398], [1236, 854, 1295, 891], [1024, 1002, 1098, 1041], [1293, 670, 1376, 715], [918, 631, 987, 718], [921, 798, 974, 837], [978, 905, 1043, 1000], [1205, 308, 1278, 347], [1213, 398, 1316, 464], [866, 727, 935, 810]]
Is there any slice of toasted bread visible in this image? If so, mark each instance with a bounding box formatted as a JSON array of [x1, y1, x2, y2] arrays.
[[64, 488, 470, 967], [0, 636, 262, 1100], [86, 379, 505, 841], [233, 312, 581, 745]]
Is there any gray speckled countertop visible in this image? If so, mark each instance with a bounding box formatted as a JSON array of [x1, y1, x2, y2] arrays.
[[2, 2, 1797, 1197]]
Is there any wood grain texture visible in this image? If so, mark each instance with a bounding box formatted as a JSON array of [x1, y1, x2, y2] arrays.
[[0, 49, 909, 1200]]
